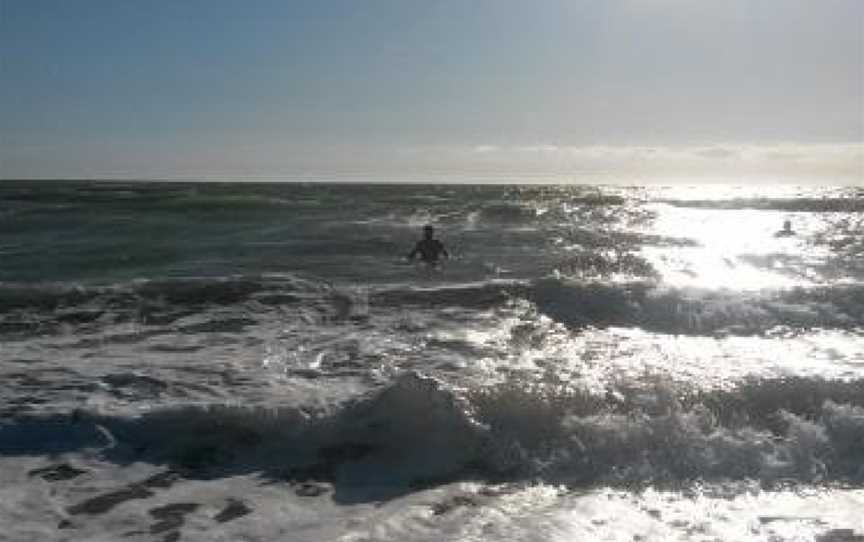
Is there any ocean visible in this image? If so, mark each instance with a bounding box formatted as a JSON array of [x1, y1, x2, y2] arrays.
[[1, 180, 863, 542]]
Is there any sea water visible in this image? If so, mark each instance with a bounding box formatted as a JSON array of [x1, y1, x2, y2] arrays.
[[1, 181, 863, 541]]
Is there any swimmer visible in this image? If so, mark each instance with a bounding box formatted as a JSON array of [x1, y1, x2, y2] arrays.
[[407, 225, 449, 265], [774, 219, 795, 237]]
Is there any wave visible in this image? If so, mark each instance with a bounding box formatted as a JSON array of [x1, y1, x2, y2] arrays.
[[468, 374, 864, 486], [0, 274, 349, 339], [3, 373, 864, 498], [6, 274, 864, 339], [0, 275, 527, 320], [373, 277, 864, 336], [0, 182, 190, 206], [163, 193, 299, 210], [468, 196, 629, 227], [530, 277, 864, 335], [0, 182, 316, 214], [566, 194, 627, 206], [661, 196, 864, 213], [0, 274, 332, 312], [475, 202, 541, 224], [370, 280, 531, 309]]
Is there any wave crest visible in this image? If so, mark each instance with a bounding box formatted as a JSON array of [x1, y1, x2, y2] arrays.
[[530, 277, 864, 335], [662, 196, 864, 213], [4, 374, 864, 495]]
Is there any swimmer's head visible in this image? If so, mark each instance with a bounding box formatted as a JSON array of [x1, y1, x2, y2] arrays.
[[423, 225, 434, 239], [783, 219, 792, 231]]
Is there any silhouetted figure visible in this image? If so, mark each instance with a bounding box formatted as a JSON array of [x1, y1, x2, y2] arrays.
[[774, 219, 795, 237], [408, 225, 449, 265]]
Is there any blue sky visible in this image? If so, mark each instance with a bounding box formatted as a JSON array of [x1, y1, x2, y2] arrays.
[[1, 0, 862, 181]]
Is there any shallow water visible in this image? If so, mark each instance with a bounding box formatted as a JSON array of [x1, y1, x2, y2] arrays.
[[1, 181, 863, 541]]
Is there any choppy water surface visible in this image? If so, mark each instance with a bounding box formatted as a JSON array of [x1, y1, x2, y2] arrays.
[[1, 181, 863, 541]]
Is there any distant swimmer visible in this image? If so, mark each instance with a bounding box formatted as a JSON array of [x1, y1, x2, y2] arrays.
[[408, 225, 449, 265], [774, 219, 795, 237]]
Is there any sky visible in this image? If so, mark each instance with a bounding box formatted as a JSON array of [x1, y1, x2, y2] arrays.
[[1, 0, 862, 182]]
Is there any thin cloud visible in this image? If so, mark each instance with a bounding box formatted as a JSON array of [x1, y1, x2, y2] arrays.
[[694, 147, 739, 159]]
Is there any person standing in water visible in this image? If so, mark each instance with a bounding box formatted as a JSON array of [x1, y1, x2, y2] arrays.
[[408, 225, 449, 265], [774, 219, 795, 237]]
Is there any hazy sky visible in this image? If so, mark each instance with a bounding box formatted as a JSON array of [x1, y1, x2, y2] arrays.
[[2, 0, 862, 181]]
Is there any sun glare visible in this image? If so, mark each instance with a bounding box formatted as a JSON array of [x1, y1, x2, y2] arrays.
[[641, 186, 824, 290]]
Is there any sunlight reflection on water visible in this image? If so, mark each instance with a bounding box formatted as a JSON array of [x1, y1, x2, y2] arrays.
[[642, 206, 821, 289]]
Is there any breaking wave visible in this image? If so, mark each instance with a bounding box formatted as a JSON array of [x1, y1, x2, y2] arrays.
[[3, 373, 864, 496], [0, 274, 328, 313], [4, 274, 864, 338], [530, 277, 864, 335], [0, 274, 344, 339], [374, 277, 864, 335]]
